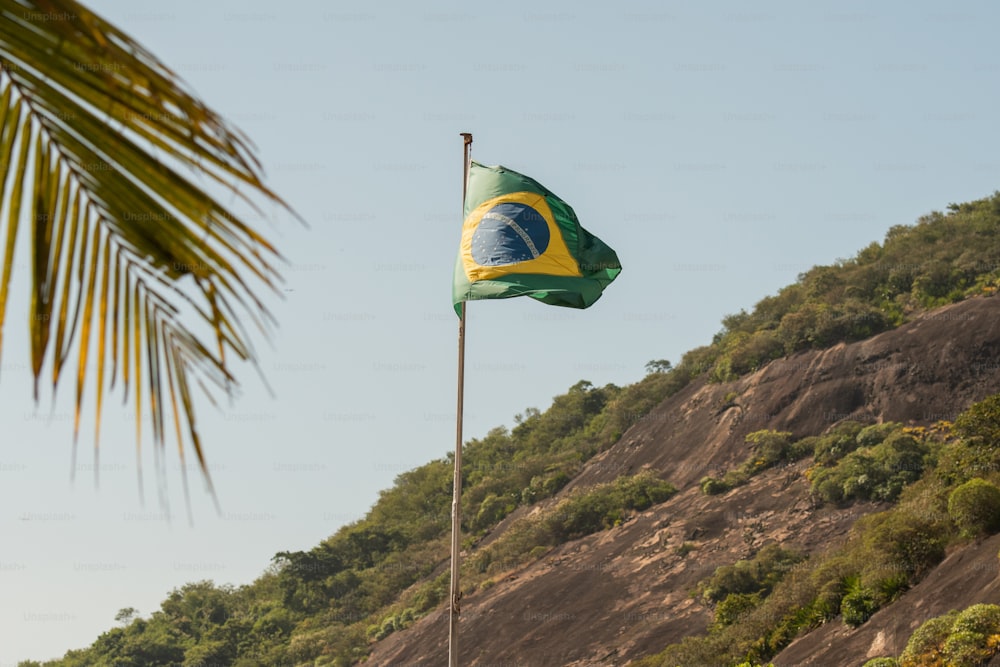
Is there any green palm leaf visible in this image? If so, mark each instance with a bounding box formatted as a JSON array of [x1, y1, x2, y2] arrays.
[[0, 0, 292, 500]]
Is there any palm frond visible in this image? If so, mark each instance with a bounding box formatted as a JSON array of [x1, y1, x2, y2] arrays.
[[0, 0, 292, 499]]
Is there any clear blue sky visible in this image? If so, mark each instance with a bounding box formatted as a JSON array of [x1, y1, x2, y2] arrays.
[[3, 0, 1000, 661]]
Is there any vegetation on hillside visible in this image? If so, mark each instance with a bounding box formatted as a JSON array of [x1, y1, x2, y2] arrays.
[[698, 420, 937, 505], [701, 192, 1000, 382], [24, 194, 1000, 666], [634, 394, 1000, 667], [24, 374, 681, 666], [468, 472, 676, 579]]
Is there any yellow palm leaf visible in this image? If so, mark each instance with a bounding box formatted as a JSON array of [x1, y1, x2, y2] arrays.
[[0, 0, 293, 500]]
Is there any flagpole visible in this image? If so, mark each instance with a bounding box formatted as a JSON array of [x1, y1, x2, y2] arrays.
[[449, 131, 472, 667]]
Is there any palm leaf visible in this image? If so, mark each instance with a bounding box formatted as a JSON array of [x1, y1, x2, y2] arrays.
[[0, 0, 292, 498]]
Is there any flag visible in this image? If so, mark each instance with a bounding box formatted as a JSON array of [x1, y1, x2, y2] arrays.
[[452, 162, 621, 315]]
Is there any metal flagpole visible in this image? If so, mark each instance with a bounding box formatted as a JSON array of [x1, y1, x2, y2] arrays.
[[449, 131, 473, 667]]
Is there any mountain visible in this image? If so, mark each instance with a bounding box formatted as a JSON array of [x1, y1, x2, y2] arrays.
[[31, 192, 1000, 667], [369, 295, 1000, 667]]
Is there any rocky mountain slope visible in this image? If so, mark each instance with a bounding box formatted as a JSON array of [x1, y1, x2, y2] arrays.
[[369, 295, 1000, 666]]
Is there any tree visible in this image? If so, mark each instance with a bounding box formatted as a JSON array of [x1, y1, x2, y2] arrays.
[[0, 2, 291, 490], [115, 606, 139, 625], [645, 359, 672, 374]]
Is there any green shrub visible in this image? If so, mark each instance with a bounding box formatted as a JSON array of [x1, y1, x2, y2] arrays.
[[368, 615, 397, 641], [857, 423, 903, 448], [410, 571, 448, 613], [900, 610, 958, 666], [812, 421, 868, 465], [936, 438, 1000, 487], [702, 563, 760, 604], [859, 510, 948, 579], [897, 604, 1000, 667], [948, 478, 1000, 538], [528, 545, 549, 560], [942, 630, 993, 665], [745, 430, 795, 467], [722, 469, 751, 489], [519, 470, 575, 506], [614, 472, 676, 511], [810, 430, 930, 505], [711, 329, 785, 379], [841, 582, 878, 628], [700, 545, 804, 603], [954, 393, 1000, 446], [730, 329, 785, 375], [808, 558, 853, 622], [872, 571, 910, 604], [951, 603, 1000, 638], [542, 470, 572, 495], [942, 604, 1000, 665], [700, 476, 731, 495], [714, 592, 763, 629], [811, 473, 845, 504], [862, 659, 899, 667], [474, 493, 514, 530]]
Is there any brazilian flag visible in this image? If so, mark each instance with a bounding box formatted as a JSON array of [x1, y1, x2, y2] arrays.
[[453, 162, 621, 315]]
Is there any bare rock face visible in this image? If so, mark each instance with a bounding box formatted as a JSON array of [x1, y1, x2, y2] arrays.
[[368, 296, 1000, 667]]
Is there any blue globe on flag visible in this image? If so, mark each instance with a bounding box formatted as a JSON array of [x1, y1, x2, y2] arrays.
[[470, 202, 551, 267]]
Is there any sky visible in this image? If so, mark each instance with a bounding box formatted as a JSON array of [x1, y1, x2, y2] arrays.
[[3, 0, 1000, 662]]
